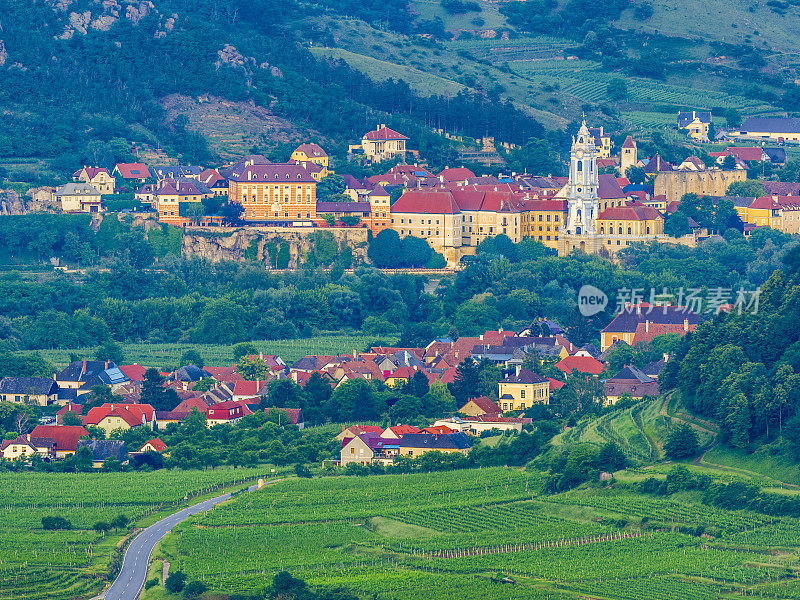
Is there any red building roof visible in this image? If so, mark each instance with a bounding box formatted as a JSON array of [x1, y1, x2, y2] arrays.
[[364, 126, 408, 141], [460, 396, 502, 416], [119, 364, 147, 382], [139, 438, 168, 453], [555, 356, 605, 376], [598, 205, 662, 221], [392, 191, 461, 214], [115, 163, 152, 179], [438, 167, 476, 182], [30, 425, 89, 452]]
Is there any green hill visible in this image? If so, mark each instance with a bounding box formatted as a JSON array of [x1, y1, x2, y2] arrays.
[[0, 0, 797, 185]]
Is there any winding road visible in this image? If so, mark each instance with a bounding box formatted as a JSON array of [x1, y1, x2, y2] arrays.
[[99, 481, 268, 600]]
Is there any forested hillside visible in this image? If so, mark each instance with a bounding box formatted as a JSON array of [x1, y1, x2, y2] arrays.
[[661, 245, 800, 452], [0, 0, 562, 184]]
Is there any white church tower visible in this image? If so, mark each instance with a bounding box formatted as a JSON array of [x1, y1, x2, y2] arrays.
[[564, 120, 600, 236]]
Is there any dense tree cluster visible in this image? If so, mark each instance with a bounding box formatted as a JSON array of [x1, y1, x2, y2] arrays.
[[661, 246, 800, 451]]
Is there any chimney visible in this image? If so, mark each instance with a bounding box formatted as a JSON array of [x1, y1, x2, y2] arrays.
[[645, 320, 649, 333], [515, 365, 521, 376], [636, 304, 641, 315], [81, 360, 87, 376], [342, 424, 346, 432], [663, 353, 669, 362]]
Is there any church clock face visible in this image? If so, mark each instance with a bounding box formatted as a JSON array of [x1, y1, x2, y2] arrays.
[[576, 150, 584, 159]]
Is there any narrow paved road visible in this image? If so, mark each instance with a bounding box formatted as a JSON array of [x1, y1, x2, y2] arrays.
[[100, 482, 265, 600]]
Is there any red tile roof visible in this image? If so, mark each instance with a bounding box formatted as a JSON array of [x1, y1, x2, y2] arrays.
[[139, 438, 168, 452], [392, 191, 461, 214], [30, 425, 89, 452], [115, 163, 151, 179], [227, 163, 317, 183], [555, 356, 605, 376], [598, 205, 662, 221], [723, 147, 766, 162], [387, 424, 421, 436], [622, 136, 636, 149], [232, 380, 268, 397], [548, 378, 565, 390], [438, 167, 476, 181], [750, 195, 781, 210], [460, 396, 502, 416], [364, 126, 408, 141], [83, 404, 153, 427], [119, 364, 147, 382], [174, 396, 212, 412], [295, 143, 328, 158], [74, 166, 110, 180]]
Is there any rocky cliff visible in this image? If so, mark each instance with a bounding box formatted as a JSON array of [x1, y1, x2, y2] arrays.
[[0, 187, 60, 215], [181, 227, 369, 268]]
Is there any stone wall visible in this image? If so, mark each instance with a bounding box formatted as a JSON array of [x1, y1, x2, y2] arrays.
[[181, 226, 370, 268], [654, 170, 747, 204]]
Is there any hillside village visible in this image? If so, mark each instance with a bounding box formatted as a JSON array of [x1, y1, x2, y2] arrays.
[[10, 115, 797, 268], [0, 302, 697, 468]]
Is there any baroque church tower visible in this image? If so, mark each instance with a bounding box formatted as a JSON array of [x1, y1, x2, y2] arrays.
[[564, 121, 600, 236]]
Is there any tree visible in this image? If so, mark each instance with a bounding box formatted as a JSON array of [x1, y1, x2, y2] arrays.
[[180, 349, 204, 368], [294, 463, 312, 478], [727, 179, 766, 198], [183, 581, 207, 599], [450, 358, 481, 405], [111, 514, 129, 530], [74, 446, 93, 472], [62, 411, 83, 426], [94, 521, 110, 535], [42, 516, 72, 530], [232, 342, 258, 362], [409, 370, 430, 397], [140, 368, 180, 411], [368, 229, 401, 268], [722, 154, 737, 170], [606, 78, 628, 101], [95, 340, 124, 364], [664, 423, 699, 459], [625, 166, 646, 184], [238, 356, 269, 381], [165, 571, 187, 594]]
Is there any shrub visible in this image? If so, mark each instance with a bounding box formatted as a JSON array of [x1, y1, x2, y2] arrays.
[[41, 516, 72, 530], [165, 571, 187, 594], [145, 578, 159, 590]]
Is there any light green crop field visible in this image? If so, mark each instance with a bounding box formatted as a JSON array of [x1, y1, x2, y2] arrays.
[[31, 332, 399, 369], [0, 469, 266, 600], [154, 466, 800, 599]]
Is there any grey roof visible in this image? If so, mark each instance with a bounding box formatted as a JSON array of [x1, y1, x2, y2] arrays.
[[174, 365, 211, 382], [389, 350, 424, 369], [76, 439, 127, 462], [610, 365, 655, 384], [678, 111, 712, 128], [641, 358, 668, 377], [500, 368, 549, 384], [399, 431, 472, 450], [763, 147, 788, 163], [707, 195, 754, 208], [763, 181, 800, 196], [55, 182, 101, 196], [316, 201, 371, 214], [0, 377, 58, 396], [57, 361, 119, 384], [740, 117, 800, 135]]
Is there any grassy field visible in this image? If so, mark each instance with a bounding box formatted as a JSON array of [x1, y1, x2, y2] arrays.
[[0, 468, 268, 600], [32, 333, 399, 369], [147, 466, 800, 599]]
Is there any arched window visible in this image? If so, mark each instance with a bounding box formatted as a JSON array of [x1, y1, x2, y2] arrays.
[[590, 161, 593, 172], [577, 209, 582, 221], [628, 227, 632, 235], [577, 160, 583, 172], [618, 227, 623, 235], [600, 227, 605, 234], [646, 227, 650, 234]]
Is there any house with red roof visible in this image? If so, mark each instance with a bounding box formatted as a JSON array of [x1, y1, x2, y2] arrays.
[[335, 424, 384, 442], [548, 377, 565, 391], [197, 168, 229, 195], [458, 396, 502, 419], [438, 167, 476, 183], [600, 303, 699, 351], [381, 424, 422, 440], [710, 147, 769, 165], [357, 125, 408, 162], [1, 434, 55, 460], [340, 432, 400, 466], [113, 163, 152, 183], [555, 355, 605, 377], [30, 425, 89, 458], [119, 364, 147, 383], [83, 403, 155, 435], [231, 379, 270, 402], [136, 438, 168, 454], [73, 166, 115, 194], [204, 400, 252, 427]]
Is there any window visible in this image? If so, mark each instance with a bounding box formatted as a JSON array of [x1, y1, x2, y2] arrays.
[[627, 227, 632, 235], [577, 161, 583, 172], [521, 389, 526, 398]]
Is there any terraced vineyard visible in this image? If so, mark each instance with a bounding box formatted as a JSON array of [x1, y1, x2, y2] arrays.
[[0, 469, 265, 600], [154, 466, 800, 600]]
